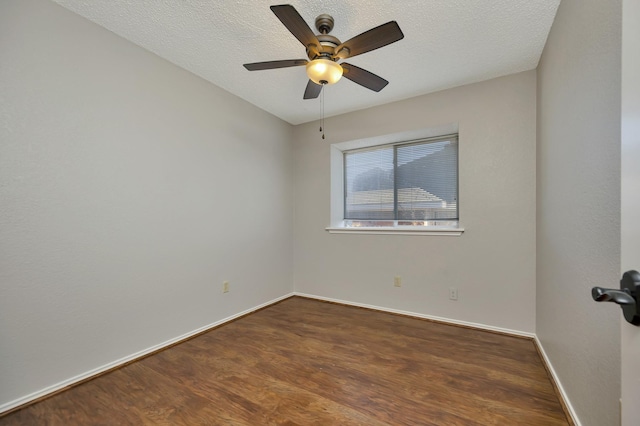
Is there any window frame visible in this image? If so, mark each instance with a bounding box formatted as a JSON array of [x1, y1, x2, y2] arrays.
[[342, 135, 459, 223], [327, 125, 464, 236]]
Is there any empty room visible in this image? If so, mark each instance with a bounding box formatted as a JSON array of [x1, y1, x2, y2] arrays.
[[1, 0, 639, 425]]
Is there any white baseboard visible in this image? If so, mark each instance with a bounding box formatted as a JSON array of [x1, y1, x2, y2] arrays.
[[534, 336, 581, 426], [0, 292, 295, 415], [294, 292, 535, 339]]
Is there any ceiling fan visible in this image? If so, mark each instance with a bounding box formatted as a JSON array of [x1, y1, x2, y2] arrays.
[[243, 4, 404, 100]]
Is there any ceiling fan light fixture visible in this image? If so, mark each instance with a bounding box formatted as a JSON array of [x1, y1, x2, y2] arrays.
[[306, 58, 343, 85]]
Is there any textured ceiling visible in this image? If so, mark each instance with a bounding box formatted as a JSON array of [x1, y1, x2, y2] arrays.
[[51, 0, 560, 125]]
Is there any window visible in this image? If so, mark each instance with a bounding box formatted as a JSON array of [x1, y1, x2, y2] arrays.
[[328, 131, 462, 235]]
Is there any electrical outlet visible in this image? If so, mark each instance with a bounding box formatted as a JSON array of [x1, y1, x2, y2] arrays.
[[394, 276, 402, 287], [449, 287, 458, 300], [223, 281, 229, 293]]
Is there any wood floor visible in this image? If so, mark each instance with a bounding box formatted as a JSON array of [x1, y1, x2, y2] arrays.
[[0, 297, 570, 425]]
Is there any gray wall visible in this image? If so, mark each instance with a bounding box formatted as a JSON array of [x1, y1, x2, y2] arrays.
[[536, 0, 622, 424], [0, 0, 293, 409], [293, 71, 537, 333]]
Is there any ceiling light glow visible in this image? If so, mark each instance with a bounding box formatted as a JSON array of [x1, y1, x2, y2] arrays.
[[306, 59, 343, 85]]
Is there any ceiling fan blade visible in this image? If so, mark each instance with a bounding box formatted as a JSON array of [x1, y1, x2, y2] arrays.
[[341, 63, 389, 92], [271, 5, 321, 53], [243, 59, 308, 71], [335, 21, 404, 59], [303, 80, 323, 99]]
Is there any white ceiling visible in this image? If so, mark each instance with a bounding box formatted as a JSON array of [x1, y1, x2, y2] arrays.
[[52, 0, 560, 125]]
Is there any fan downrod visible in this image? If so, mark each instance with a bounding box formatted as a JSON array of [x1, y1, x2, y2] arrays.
[[315, 14, 334, 34]]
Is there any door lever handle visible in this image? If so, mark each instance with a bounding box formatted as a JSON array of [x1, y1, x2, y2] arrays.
[[591, 287, 635, 305], [592, 270, 640, 326]]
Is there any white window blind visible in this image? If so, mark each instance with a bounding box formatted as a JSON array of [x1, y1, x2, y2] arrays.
[[344, 135, 458, 222]]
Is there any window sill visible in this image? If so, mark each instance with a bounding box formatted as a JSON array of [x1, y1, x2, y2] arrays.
[[325, 226, 464, 236]]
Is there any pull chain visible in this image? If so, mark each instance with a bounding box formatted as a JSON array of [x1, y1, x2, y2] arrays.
[[319, 84, 326, 139]]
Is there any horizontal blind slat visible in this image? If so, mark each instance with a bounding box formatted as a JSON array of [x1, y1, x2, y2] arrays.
[[344, 137, 458, 221]]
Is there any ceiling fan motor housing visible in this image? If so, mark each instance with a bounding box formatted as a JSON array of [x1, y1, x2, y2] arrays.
[[307, 34, 341, 60]]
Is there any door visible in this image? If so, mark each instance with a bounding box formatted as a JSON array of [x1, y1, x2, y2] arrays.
[[621, 0, 640, 424]]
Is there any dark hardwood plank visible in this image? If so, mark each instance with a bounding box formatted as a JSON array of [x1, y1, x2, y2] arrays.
[[0, 297, 570, 425]]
